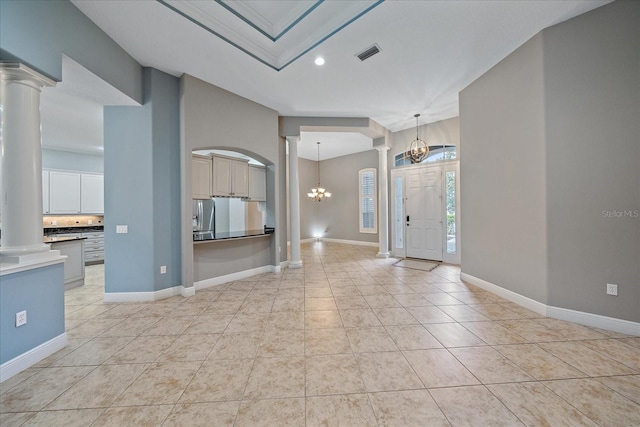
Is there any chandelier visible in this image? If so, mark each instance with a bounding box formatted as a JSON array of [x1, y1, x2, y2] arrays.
[[307, 141, 331, 202], [408, 113, 429, 163]]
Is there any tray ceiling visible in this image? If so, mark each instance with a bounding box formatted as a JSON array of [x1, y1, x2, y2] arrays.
[[159, 0, 383, 70]]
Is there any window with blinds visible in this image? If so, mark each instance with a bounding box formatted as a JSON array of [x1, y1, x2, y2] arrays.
[[359, 168, 377, 233]]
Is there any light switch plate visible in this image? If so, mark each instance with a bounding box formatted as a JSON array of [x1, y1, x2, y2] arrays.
[[606, 283, 618, 296], [116, 225, 128, 234], [160, 265, 167, 274]]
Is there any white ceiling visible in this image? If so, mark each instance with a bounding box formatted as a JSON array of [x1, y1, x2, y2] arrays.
[[42, 0, 609, 159], [40, 55, 138, 155]]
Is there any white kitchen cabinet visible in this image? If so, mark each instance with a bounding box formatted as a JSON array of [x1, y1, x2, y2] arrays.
[[50, 237, 85, 289], [81, 174, 104, 214], [248, 165, 267, 201], [49, 171, 81, 214], [42, 170, 50, 214], [211, 155, 248, 197], [192, 154, 212, 199], [83, 231, 104, 264]]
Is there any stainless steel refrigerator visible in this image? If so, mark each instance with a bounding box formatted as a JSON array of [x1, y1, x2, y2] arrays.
[[192, 199, 215, 233]]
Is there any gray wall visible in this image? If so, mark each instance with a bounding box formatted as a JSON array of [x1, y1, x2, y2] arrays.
[[313, 151, 379, 243], [0, 0, 142, 103], [104, 68, 181, 293], [460, 33, 548, 303], [389, 117, 460, 166], [459, 1, 639, 322], [543, 1, 639, 321], [42, 149, 104, 173], [180, 74, 281, 285], [194, 237, 272, 281], [297, 157, 319, 240]]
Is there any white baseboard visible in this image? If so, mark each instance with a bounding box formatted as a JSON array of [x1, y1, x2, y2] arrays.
[[1, 333, 67, 383], [546, 305, 640, 336], [460, 273, 547, 316], [289, 238, 378, 247], [104, 284, 192, 303], [460, 272, 640, 335], [320, 238, 379, 247], [194, 265, 279, 291], [280, 260, 289, 269]]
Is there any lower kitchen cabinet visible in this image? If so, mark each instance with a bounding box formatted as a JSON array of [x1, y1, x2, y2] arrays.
[[50, 238, 85, 289], [83, 231, 104, 264]]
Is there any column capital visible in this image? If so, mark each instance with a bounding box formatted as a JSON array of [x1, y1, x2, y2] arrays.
[[375, 145, 390, 152], [0, 62, 56, 90], [285, 135, 301, 145]]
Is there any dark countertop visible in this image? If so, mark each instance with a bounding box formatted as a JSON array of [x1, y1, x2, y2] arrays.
[[44, 236, 87, 244], [193, 228, 274, 243], [44, 226, 104, 235]]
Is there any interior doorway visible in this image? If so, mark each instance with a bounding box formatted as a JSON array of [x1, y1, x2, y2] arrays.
[[391, 161, 460, 264]]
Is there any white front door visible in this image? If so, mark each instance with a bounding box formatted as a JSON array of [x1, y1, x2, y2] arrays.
[[405, 166, 443, 261]]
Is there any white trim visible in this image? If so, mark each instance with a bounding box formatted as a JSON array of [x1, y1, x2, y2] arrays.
[[320, 238, 379, 248], [0, 251, 65, 275], [546, 306, 640, 336], [194, 265, 279, 290], [461, 272, 640, 335], [103, 285, 192, 303], [1, 333, 67, 383], [280, 260, 289, 269], [460, 272, 547, 316]]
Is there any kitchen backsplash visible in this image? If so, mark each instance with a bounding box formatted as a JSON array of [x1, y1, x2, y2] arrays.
[[43, 215, 104, 228]]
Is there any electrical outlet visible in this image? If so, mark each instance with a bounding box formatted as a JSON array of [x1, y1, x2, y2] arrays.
[[16, 310, 27, 327], [51, 220, 57, 226], [606, 283, 618, 296], [88, 220, 93, 225], [160, 265, 167, 274]]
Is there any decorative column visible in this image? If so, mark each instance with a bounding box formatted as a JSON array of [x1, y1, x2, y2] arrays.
[[287, 136, 303, 268], [376, 145, 390, 258], [0, 63, 59, 265]]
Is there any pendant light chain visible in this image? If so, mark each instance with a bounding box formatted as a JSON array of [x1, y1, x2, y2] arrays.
[[307, 141, 332, 202]]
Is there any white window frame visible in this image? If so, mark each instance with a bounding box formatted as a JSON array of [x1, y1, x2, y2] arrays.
[[359, 168, 377, 234]]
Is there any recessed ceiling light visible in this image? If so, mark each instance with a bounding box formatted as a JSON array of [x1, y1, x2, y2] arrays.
[[315, 57, 325, 66]]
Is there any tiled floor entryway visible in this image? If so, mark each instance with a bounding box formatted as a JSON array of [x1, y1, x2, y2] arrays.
[[1, 242, 639, 426]]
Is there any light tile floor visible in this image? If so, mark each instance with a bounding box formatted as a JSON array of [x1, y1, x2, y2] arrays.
[[1, 242, 639, 426]]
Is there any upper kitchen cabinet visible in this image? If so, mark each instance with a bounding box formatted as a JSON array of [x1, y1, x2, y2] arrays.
[[49, 171, 81, 214], [81, 174, 104, 213], [192, 154, 212, 199], [44, 170, 105, 214], [212, 155, 248, 198], [247, 165, 267, 201]]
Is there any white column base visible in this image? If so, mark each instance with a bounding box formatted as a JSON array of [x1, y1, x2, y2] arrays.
[[376, 251, 390, 258], [289, 260, 303, 269]]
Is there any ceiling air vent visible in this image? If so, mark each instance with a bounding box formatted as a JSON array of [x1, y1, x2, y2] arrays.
[[356, 44, 381, 61]]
